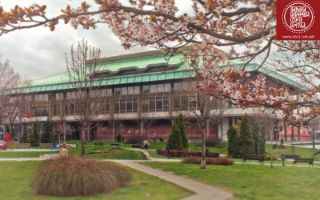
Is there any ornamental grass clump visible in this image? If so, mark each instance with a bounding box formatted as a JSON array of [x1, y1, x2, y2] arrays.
[[32, 156, 132, 196]]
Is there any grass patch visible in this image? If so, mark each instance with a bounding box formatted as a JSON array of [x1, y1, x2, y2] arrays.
[[0, 161, 192, 200], [0, 151, 58, 158], [69, 141, 146, 160], [87, 148, 146, 160], [144, 162, 320, 200]]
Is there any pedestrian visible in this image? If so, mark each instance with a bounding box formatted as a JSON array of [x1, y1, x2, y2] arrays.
[[143, 139, 149, 151]]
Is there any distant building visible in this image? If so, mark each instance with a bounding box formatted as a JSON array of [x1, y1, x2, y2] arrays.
[[7, 50, 303, 142]]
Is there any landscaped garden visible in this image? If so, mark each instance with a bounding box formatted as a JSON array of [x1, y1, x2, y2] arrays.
[[144, 162, 320, 200], [0, 161, 192, 200]]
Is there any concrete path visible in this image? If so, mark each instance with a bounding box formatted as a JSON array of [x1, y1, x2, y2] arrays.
[[115, 160, 233, 200]]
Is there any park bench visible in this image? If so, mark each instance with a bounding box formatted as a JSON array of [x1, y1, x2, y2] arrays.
[[110, 143, 120, 147], [132, 144, 142, 149], [206, 152, 220, 158], [242, 154, 265, 165], [293, 157, 314, 166], [280, 154, 300, 166]]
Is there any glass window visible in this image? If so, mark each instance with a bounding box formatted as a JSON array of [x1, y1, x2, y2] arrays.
[[149, 97, 156, 111], [142, 99, 149, 112], [157, 84, 164, 93], [32, 107, 49, 116], [150, 85, 157, 93], [120, 99, 127, 112], [156, 97, 163, 111], [164, 83, 171, 92], [173, 82, 182, 91], [142, 85, 150, 93], [121, 87, 128, 95], [128, 86, 140, 95], [114, 100, 120, 113], [114, 88, 121, 96], [53, 104, 60, 116]]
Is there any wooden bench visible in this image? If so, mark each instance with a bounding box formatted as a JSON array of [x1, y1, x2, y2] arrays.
[[293, 157, 314, 166], [132, 144, 142, 149], [206, 152, 220, 158], [280, 154, 300, 166], [242, 154, 265, 165]]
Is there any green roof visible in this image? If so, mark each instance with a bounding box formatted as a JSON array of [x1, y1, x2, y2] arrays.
[[14, 51, 302, 94], [236, 63, 304, 90]]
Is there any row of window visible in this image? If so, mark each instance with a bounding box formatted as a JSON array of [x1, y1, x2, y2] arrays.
[[33, 94, 200, 117], [11, 82, 192, 103]]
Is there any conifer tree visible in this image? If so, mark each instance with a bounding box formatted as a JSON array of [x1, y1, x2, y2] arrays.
[[30, 123, 40, 147], [41, 122, 53, 143], [239, 116, 254, 156], [227, 126, 240, 157], [166, 121, 183, 150], [176, 114, 189, 150]]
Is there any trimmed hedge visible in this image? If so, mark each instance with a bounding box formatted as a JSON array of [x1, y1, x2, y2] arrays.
[[156, 148, 219, 158], [182, 157, 234, 165]]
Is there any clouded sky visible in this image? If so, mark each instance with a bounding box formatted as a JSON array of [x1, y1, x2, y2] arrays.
[[0, 0, 158, 79]]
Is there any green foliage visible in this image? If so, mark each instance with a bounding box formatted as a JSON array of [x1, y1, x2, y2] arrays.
[[176, 114, 189, 149], [227, 126, 240, 157], [29, 123, 40, 147], [31, 156, 132, 196], [19, 128, 29, 143], [166, 114, 189, 150], [166, 121, 183, 150], [252, 125, 266, 154], [40, 122, 53, 143], [239, 116, 254, 156], [50, 131, 59, 144]]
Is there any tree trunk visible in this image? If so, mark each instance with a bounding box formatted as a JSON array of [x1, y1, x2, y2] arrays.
[[80, 123, 86, 156], [9, 123, 14, 138], [200, 127, 207, 169]]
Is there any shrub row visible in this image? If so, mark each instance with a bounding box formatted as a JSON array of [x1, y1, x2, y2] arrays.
[[182, 157, 234, 165], [156, 148, 201, 157], [156, 149, 220, 158]]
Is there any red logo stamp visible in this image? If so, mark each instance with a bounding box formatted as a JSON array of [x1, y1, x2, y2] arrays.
[[277, 0, 320, 40]]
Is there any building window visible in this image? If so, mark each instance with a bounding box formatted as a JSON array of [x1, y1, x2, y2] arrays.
[[142, 96, 169, 112], [128, 86, 140, 95], [99, 101, 109, 114], [174, 95, 193, 110], [53, 104, 60, 116], [229, 118, 233, 128], [114, 97, 138, 113], [55, 93, 64, 100], [142, 85, 150, 93], [34, 94, 49, 102], [114, 88, 121, 96], [173, 82, 189, 91], [66, 91, 76, 99], [31, 107, 49, 117]]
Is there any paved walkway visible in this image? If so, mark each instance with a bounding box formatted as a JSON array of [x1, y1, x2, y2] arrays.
[[115, 160, 233, 200]]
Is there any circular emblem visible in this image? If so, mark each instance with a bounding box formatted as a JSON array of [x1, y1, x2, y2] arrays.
[[282, 1, 315, 33]]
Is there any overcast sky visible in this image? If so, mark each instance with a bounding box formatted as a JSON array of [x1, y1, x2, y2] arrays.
[[0, 0, 158, 79]]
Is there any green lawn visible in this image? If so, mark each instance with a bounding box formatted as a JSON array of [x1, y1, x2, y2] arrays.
[[69, 141, 146, 160], [0, 151, 58, 158], [144, 162, 320, 200], [0, 161, 192, 200], [145, 141, 320, 160]]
